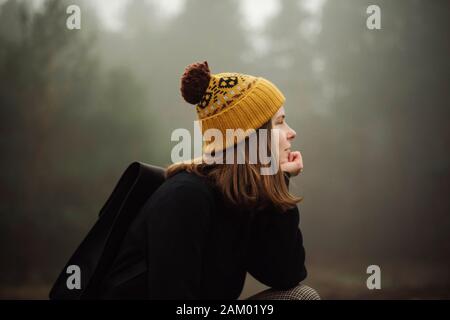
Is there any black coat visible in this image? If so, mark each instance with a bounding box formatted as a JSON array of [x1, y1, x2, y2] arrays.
[[98, 170, 307, 299]]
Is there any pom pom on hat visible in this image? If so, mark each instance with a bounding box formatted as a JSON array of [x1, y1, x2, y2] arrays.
[[180, 60, 211, 105]]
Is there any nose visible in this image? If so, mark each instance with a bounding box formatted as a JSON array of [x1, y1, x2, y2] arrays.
[[287, 126, 296, 141]]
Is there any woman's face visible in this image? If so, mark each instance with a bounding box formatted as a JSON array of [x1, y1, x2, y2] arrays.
[[271, 106, 296, 165]]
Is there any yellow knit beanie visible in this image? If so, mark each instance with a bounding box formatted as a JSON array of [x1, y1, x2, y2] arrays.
[[180, 61, 285, 154]]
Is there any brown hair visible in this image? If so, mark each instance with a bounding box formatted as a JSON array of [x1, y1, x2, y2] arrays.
[[165, 120, 303, 213]]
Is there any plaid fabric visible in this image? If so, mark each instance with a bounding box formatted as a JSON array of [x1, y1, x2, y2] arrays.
[[246, 284, 321, 300]]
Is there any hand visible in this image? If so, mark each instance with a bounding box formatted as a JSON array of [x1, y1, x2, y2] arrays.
[[280, 151, 303, 177]]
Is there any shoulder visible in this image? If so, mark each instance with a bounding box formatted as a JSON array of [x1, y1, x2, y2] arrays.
[[129, 170, 215, 236], [163, 170, 212, 194], [147, 170, 215, 209]]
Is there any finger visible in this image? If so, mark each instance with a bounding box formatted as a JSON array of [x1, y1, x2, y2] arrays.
[[293, 151, 303, 168], [291, 151, 300, 162]]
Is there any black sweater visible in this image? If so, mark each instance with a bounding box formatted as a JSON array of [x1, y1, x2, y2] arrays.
[[98, 170, 307, 299]]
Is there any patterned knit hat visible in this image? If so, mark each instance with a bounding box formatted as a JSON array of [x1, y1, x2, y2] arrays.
[[180, 61, 285, 154]]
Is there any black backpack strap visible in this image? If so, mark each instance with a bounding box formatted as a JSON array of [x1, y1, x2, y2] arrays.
[[49, 162, 166, 299]]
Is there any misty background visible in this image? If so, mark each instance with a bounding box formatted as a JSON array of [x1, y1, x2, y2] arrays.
[[0, 0, 449, 299]]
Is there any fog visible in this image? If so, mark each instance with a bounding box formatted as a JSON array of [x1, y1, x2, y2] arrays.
[[0, 0, 449, 299]]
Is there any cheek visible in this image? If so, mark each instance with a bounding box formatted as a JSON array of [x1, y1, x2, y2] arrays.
[[276, 132, 289, 161], [278, 131, 289, 148], [279, 148, 289, 163]]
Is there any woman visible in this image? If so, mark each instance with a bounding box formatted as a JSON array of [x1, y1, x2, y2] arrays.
[[99, 61, 317, 300]]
